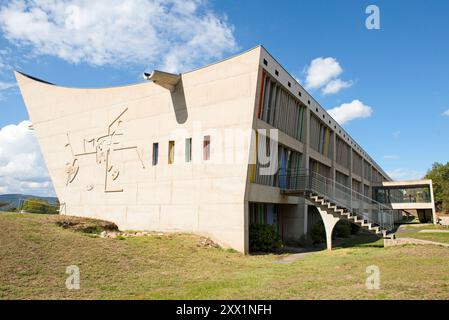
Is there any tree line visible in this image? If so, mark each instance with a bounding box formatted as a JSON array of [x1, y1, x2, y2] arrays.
[[425, 162, 449, 214]]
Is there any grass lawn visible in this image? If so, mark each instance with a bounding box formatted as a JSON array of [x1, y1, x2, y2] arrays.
[[397, 224, 449, 244], [401, 224, 449, 231], [2, 213, 449, 300], [398, 233, 449, 244]]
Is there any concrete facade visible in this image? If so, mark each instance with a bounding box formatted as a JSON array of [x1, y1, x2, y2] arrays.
[[379, 180, 437, 223], [16, 46, 398, 253]]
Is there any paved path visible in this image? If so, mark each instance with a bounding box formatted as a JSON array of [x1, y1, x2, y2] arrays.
[[419, 229, 449, 233], [390, 224, 449, 247], [385, 237, 449, 248], [273, 249, 322, 264], [396, 224, 449, 234]]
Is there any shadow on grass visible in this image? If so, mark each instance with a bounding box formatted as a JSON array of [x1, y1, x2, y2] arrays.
[[333, 232, 384, 249]]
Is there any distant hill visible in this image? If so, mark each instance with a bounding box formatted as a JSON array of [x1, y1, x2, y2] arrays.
[[0, 194, 59, 211]]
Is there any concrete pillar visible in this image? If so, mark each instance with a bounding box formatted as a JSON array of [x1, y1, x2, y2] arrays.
[[429, 181, 437, 225], [317, 207, 339, 251], [331, 130, 336, 199], [303, 107, 311, 234]]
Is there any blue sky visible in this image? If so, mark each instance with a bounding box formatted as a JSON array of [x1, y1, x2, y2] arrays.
[[0, 0, 448, 196]]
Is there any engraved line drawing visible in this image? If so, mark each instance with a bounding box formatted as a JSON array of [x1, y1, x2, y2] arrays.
[[64, 107, 145, 192]]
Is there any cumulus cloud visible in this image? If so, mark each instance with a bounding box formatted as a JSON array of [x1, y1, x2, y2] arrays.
[[0, 0, 238, 73], [322, 79, 353, 95], [327, 100, 373, 125], [0, 82, 16, 91], [443, 109, 449, 116], [0, 82, 16, 100], [0, 121, 55, 196], [304, 57, 352, 94], [386, 169, 425, 181]]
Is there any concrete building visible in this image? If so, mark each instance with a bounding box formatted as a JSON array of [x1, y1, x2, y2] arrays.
[[15, 46, 434, 253], [374, 180, 437, 223]]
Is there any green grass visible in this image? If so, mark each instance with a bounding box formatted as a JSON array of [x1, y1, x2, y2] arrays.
[[398, 233, 449, 244], [402, 224, 449, 231], [1, 213, 449, 299], [397, 224, 449, 244], [397, 225, 449, 244]]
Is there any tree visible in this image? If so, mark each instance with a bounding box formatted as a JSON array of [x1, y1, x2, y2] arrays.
[[0, 201, 9, 209], [21, 198, 58, 214], [425, 162, 449, 213]]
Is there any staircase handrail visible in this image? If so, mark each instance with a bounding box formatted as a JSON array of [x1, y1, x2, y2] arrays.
[[278, 169, 394, 230]]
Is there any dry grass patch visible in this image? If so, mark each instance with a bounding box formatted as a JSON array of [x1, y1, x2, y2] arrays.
[[1, 213, 449, 299]]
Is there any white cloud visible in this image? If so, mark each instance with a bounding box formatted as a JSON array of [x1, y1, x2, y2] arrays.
[[383, 155, 400, 160], [327, 99, 373, 125], [304, 57, 342, 90], [0, 121, 55, 196], [0, 81, 16, 100], [303, 57, 352, 95], [0, 0, 238, 73], [322, 79, 353, 95], [387, 169, 425, 181], [443, 109, 449, 116], [0, 82, 16, 91]]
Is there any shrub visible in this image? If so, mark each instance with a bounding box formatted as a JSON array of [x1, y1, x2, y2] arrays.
[[249, 224, 282, 252], [21, 198, 58, 214], [297, 234, 314, 247], [334, 220, 351, 238], [310, 219, 354, 244], [55, 216, 118, 234], [350, 221, 360, 235], [310, 221, 326, 244]]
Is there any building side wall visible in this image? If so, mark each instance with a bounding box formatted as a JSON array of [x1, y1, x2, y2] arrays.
[[16, 48, 262, 252], [246, 47, 393, 242]]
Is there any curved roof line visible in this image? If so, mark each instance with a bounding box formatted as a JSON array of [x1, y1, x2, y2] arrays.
[[15, 70, 55, 85], [14, 70, 149, 90], [13, 45, 264, 91]]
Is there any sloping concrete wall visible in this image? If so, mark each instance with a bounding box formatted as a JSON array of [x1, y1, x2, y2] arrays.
[[16, 47, 262, 252]]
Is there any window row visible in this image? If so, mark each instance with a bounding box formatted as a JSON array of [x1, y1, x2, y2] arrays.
[[151, 136, 211, 165], [335, 171, 350, 188], [371, 168, 384, 184], [310, 114, 333, 159], [249, 202, 280, 228], [336, 136, 351, 169], [250, 135, 302, 188], [352, 151, 363, 177], [310, 158, 331, 179], [258, 73, 306, 142], [364, 160, 371, 180]]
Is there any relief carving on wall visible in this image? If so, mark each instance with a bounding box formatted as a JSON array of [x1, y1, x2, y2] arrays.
[[64, 107, 145, 193]]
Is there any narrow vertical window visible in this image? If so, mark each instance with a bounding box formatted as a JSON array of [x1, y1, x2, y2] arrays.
[[185, 138, 192, 162], [168, 140, 175, 164], [203, 135, 210, 161], [152, 143, 158, 166]]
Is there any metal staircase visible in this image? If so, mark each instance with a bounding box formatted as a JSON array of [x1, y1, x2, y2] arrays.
[[278, 169, 395, 236]]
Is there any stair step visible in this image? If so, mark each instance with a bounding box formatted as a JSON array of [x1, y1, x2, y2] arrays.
[[308, 194, 384, 237], [362, 223, 371, 228]]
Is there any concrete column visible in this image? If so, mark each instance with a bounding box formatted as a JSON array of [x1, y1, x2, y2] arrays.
[[348, 148, 354, 211], [331, 132, 336, 180], [243, 200, 250, 254], [429, 181, 437, 224], [331, 130, 336, 199], [303, 107, 311, 235], [317, 207, 339, 251]]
